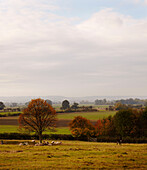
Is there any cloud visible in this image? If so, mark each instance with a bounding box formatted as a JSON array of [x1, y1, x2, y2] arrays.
[[0, 1, 147, 96]]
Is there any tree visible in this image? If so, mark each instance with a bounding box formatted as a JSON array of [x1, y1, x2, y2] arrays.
[[69, 116, 95, 139], [141, 107, 147, 136], [95, 99, 107, 105], [114, 109, 135, 137], [62, 100, 70, 110], [45, 99, 52, 106], [0, 102, 5, 110], [18, 98, 57, 143], [115, 102, 128, 111], [71, 102, 79, 111]]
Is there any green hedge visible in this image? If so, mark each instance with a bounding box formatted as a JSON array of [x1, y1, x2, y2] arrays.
[[0, 133, 74, 140], [96, 136, 147, 143], [0, 133, 147, 143]]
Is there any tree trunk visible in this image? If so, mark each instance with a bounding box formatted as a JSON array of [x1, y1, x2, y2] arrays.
[[39, 132, 42, 143]]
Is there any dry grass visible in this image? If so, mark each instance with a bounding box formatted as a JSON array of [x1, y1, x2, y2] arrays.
[[0, 140, 146, 169]]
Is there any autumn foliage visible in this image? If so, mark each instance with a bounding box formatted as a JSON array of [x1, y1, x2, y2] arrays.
[[18, 98, 57, 143], [95, 108, 147, 138], [69, 108, 147, 140], [69, 116, 95, 139]]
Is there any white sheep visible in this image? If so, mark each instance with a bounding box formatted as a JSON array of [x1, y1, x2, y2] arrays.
[[51, 141, 62, 145]]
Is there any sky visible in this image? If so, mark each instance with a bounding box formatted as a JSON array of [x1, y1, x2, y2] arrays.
[[0, 0, 147, 97]]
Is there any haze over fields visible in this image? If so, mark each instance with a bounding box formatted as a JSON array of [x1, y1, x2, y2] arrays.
[[0, 95, 147, 103], [0, 0, 147, 97]]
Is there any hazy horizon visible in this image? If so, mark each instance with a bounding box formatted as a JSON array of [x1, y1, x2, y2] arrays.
[[1, 95, 147, 103], [1, 0, 147, 97]]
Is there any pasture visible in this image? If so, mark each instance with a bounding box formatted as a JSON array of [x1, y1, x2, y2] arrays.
[[0, 140, 146, 169], [57, 111, 116, 120], [0, 111, 116, 128], [0, 110, 116, 135], [0, 125, 71, 134], [0, 110, 116, 121]]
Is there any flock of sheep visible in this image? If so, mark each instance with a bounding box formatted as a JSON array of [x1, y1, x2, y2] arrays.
[[19, 140, 62, 146]]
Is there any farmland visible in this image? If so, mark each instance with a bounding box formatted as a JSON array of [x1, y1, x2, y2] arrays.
[[57, 111, 116, 120], [0, 140, 146, 169], [0, 110, 116, 134], [0, 107, 147, 169]]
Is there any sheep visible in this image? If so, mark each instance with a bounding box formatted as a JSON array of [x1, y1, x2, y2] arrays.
[[34, 141, 62, 146], [51, 141, 55, 145], [19, 143, 24, 146], [35, 143, 44, 146], [19, 142, 29, 146], [51, 141, 62, 145], [24, 142, 28, 145]]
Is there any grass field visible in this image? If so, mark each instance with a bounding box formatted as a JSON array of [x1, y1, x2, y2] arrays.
[[57, 111, 116, 120], [0, 125, 19, 133], [0, 140, 146, 169], [0, 112, 21, 116], [0, 111, 116, 121], [0, 125, 71, 134], [0, 111, 116, 133]]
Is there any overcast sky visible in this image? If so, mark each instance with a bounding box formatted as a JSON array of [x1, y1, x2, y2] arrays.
[[0, 0, 147, 97]]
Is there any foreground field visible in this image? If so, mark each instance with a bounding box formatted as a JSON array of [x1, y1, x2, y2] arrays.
[[0, 140, 146, 169]]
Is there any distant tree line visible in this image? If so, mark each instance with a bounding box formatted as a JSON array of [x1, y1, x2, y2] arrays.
[[60, 100, 97, 112], [95, 98, 147, 106]]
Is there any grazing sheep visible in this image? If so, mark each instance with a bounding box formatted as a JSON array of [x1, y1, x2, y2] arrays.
[[19, 143, 24, 146], [35, 143, 39, 146], [51, 141, 62, 145], [34, 141, 62, 146], [55, 142, 62, 145], [35, 143, 44, 146], [51, 141, 54, 145], [19, 142, 29, 146], [24, 142, 28, 145]]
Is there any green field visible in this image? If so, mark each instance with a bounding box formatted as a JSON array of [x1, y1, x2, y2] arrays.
[[0, 112, 21, 116], [0, 125, 19, 133], [0, 111, 116, 120], [0, 125, 71, 134], [0, 111, 116, 134], [0, 140, 146, 169], [57, 111, 116, 120]]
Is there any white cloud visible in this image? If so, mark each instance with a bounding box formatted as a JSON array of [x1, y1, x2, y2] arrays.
[[0, 1, 147, 96]]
